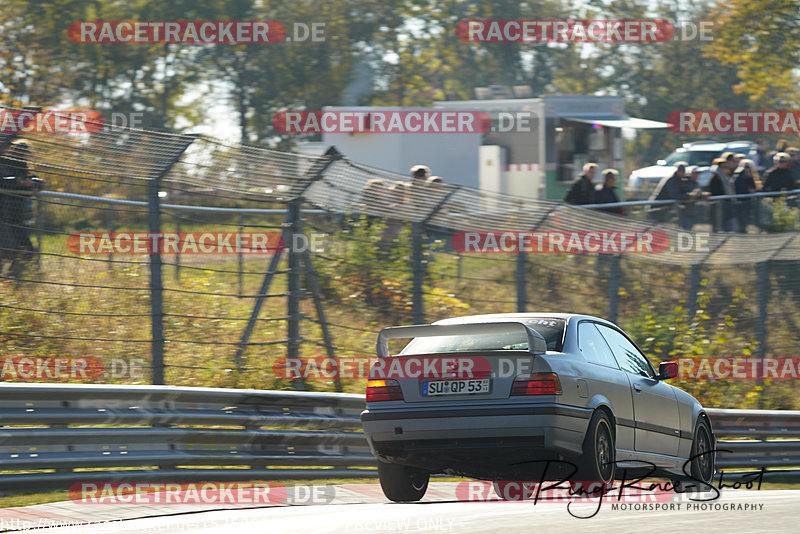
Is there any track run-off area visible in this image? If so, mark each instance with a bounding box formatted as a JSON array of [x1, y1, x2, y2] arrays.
[[1, 483, 795, 534]]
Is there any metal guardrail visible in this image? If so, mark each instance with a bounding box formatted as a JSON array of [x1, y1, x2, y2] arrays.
[[707, 408, 800, 470], [0, 386, 798, 490], [0, 384, 374, 490]]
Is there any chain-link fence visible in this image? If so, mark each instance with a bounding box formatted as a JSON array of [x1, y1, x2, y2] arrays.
[[1, 108, 799, 408]]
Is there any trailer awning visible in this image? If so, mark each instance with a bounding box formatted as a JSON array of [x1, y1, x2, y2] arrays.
[[563, 116, 669, 129]]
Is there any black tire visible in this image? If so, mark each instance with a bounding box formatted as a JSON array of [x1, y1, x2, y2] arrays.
[[578, 411, 616, 484], [377, 460, 429, 502], [689, 419, 715, 486]]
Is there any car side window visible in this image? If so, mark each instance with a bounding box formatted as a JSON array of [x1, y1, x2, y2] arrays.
[[596, 325, 654, 378], [578, 322, 619, 369]]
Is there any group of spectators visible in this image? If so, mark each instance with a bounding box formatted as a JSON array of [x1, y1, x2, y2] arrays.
[[564, 163, 624, 216], [0, 140, 44, 275], [564, 139, 800, 233], [361, 164, 447, 241]]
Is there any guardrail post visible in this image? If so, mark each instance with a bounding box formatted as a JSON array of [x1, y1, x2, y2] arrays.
[[412, 222, 425, 324], [608, 254, 621, 324], [757, 261, 769, 408], [515, 252, 526, 312], [688, 264, 701, 319], [147, 135, 197, 385]]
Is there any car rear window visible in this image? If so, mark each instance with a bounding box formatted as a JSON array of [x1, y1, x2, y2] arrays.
[[399, 319, 565, 355]]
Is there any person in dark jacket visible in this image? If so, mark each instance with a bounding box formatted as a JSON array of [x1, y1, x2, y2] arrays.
[[732, 159, 758, 233], [761, 153, 796, 192], [594, 169, 623, 215], [0, 140, 43, 273], [706, 153, 737, 231], [679, 166, 709, 230], [648, 162, 690, 223], [564, 163, 597, 205]]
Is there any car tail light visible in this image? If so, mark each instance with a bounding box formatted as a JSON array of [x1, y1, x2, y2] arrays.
[[510, 373, 562, 396], [366, 379, 403, 402]]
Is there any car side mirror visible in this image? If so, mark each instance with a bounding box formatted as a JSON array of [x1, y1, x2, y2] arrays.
[[657, 159, 666, 166], [658, 361, 678, 380]]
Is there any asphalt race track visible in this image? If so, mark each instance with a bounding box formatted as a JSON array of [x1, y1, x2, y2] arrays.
[[3, 484, 796, 534]]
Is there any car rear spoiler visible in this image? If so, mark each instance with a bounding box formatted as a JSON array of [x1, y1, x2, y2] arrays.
[[376, 321, 547, 358]]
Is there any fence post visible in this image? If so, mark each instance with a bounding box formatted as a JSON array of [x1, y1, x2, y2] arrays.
[[147, 135, 197, 385], [35, 191, 42, 270], [174, 212, 181, 282], [412, 222, 425, 324], [147, 180, 166, 385], [515, 252, 526, 312], [757, 261, 769, 408], [608, 254, 621, 324], [106, 204, 114, 271], [688, 264, 701, 319], [302, 250, 341, 392], [286, 201, 305, 391], [238, 212, 244, 296], [234, 147, 342, 373]]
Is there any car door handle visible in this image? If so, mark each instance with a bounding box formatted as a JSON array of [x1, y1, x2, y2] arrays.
[[633, 384, 642, 392]]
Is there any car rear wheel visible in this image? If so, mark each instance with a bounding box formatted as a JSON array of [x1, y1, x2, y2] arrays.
[[378, 460, 429, 502], [578, 411, 616, 484]]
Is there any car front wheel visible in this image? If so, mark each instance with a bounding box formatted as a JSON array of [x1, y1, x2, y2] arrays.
[[689, 419, 715, 485], [378, 460, 429, 502]]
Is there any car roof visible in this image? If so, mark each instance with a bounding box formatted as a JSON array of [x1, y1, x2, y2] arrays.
[[432, 312, 614, 327]]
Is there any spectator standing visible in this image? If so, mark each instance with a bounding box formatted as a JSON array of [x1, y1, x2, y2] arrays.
[[649, 162, 690, 223], [595, 169, 623, 215], [706, 152, 737, 231], [680, 166, 709, 230], [761, 153, 796, 192], [732, 159, 758, 233], [754, 139, 771, 172], [787, 147, 800, 183], [564, 163, 597, 205], [0, 140, 44, 273]]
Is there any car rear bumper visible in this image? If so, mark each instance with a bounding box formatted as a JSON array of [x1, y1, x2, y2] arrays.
[[361, 403, 591, 476]]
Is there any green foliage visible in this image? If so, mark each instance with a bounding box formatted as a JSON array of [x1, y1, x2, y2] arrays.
[[622, 284, 761, 408], [762, 198, 800, 232]]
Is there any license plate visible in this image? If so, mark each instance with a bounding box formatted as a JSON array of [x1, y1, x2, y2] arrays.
[[422, 379, 490, 396]]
